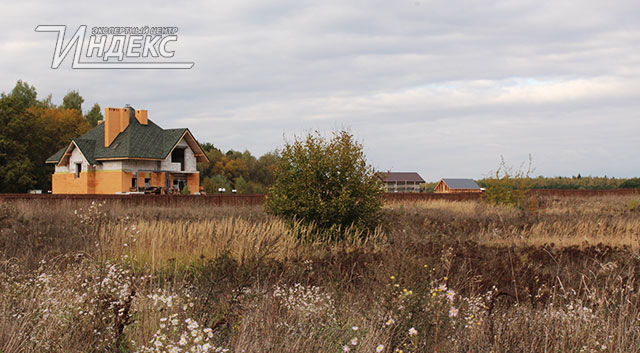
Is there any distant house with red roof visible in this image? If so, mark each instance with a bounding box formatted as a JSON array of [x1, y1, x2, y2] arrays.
[[381, 172, 425, 193]]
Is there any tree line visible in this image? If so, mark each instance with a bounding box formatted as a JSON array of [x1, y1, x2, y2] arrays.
[[197, 143, 279, 194], [420, 175, 640, 192], [1, 80, 637, 194], [0, 81, 98, 192], [497, 175, 640, 190]]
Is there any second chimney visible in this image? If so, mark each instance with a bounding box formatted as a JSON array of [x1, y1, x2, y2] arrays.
[[135, 109, 148, 125]]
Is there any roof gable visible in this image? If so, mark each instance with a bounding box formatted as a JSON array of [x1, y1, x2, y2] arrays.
[[73, 139, 96, 165]]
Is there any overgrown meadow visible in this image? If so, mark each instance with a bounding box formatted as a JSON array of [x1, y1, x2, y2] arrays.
[[2, 196, 640, 352]]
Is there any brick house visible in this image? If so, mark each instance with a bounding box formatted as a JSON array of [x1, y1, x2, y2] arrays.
[[46, 106, 208, 194]]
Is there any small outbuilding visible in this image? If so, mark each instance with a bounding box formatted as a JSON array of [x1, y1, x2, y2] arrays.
[[434, 178, 482, 193], [382, 172, 425, 193]]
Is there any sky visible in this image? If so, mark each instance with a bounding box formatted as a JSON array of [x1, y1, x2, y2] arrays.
[[1, 0, 639, 181]]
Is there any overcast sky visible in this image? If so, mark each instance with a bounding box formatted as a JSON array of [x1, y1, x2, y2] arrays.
[[1, 0, 639, 181]]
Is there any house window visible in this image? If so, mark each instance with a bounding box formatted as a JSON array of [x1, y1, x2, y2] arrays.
[[171, 148, 185, 171], [144, 178, 151, 188], [75, 162, 82, 179], [132, 177, 137, 189]]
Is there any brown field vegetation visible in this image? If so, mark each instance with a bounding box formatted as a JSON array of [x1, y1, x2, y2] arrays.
[[1, 195, 640, 352]]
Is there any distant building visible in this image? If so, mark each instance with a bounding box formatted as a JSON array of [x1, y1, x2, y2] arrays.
[[434, 178, 482, 193], [382, 172, 425, 193]]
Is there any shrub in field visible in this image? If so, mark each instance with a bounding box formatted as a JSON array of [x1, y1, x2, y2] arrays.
[[265, 130, 383, 240], [480, 155, 534, 210]]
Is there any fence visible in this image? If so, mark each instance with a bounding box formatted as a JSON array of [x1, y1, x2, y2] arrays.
[[383, 192, 482, 202], [0, 193, 265, 206], [0, 189, 638, 206], [528, 189, 640, 197]]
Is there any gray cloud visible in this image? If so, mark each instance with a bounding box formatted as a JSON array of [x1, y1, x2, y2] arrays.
[[1, 0, 639, 180]]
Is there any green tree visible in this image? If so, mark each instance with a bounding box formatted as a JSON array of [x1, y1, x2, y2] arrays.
[[620, 178, 640, 189], [197, 143, 279, 193], [0, 81, 91, 193], [233, 176, 264, 194], [85, 103, 103, 127], [9, 80, 38, 108], [202, 174, 231, 194], [265, 130, 383, 239], [252, 151, 279, 186], [197, 144, 223, 179], [62, 90, 84, 112], [234, 176, 249, 194], [246, 181, 266, 194], [0, 82, 41, 192], [39, 94, 56, 109]]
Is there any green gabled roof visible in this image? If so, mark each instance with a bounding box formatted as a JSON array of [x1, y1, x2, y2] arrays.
[[46, 146, 67, 163], [46, 109, 194, 165]]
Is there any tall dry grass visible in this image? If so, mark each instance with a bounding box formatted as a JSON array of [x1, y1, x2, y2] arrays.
[[2, 195, 640, 352], [103, 216, 387, 272], [388, 195, 640, 249]]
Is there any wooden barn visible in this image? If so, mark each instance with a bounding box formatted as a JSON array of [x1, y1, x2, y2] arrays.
[[434, 178, 482, 193], [382, 172, 425, 193]]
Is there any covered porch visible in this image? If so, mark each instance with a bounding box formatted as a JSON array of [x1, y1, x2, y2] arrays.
[[128, 170, 200, 194]]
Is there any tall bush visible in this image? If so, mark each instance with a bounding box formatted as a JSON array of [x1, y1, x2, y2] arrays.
[[480, 155, 534, 209], [265, 130, 383, 239]]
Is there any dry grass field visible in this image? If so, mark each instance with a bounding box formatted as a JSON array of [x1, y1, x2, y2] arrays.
[[1, 195, 640, 352]]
